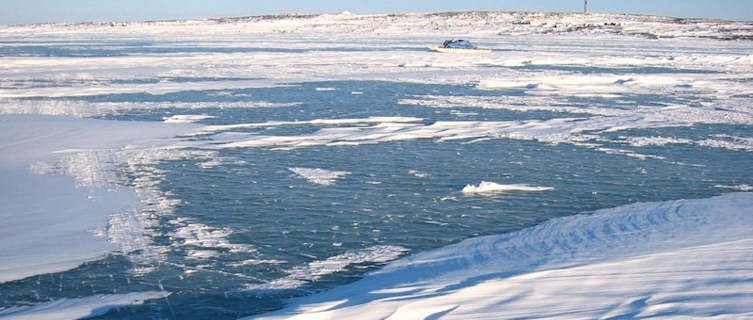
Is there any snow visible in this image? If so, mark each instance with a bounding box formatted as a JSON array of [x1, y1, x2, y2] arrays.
[[2, 12, 751, 40], [0, 115, 195, 282], [0, 291, 170, 320], [249, 192, 753, 319]]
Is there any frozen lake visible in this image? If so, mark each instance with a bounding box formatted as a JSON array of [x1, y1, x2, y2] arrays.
[[1, 11, 752, 319]]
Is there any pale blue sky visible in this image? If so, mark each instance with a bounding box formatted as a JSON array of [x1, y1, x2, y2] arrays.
[[1, 0, 751, 25]]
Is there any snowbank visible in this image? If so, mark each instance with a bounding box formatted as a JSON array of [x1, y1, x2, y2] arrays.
[[250, 192, 753, 319]]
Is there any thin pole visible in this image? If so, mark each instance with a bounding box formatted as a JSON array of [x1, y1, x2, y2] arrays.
[[584, 0, 589, 13]]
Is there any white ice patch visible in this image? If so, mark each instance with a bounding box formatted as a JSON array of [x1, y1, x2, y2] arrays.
[[715, 184, 753, 192], [0, 291, 169, 320], [228, 259, 288, 267], [289, 167, 350, 186], [408, 170, 430, 178], [245, 245, 409, 291], [0, 99, 301, 118], [0, 79, 285, 99], [163, 114, 215, 123], [190, 116, 423, 136], [462, 181, 553, 195], [252, 193, 753, 320], [617, 136, 694, 147], [398, 94, 753, 155], [192, 95, 753, 156], [697, 135, 753, 152], [170, 218, 257, 260]]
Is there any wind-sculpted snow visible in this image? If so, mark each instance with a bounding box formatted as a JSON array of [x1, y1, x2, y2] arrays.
[[251, 193, 753, 319]]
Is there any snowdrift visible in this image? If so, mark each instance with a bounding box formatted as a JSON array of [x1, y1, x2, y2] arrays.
[[252, 192, 753, 319]]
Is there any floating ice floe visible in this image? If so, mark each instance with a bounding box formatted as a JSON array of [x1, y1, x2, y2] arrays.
[[462, 181, 554, 195], [289, 167, 351, 186], [162, 114, 215, 123]]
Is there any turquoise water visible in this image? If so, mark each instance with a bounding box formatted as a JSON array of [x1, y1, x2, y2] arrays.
[[1, 38, 752, 319]]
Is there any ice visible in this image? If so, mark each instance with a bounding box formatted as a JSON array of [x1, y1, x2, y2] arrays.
[[0, 115, 195, 282], [0, 291, 169, 320], [715, 184, 753, 191], [461, 181, 554, 195], [396, 95, 753, 154], [200, 109, 753, 156], [289, 167, 351, 186], [163, 114, 215, 123], [0, 100, 302, 118], [191, 117, 423, 136], [3, 14, 751, 105], [169, 218, 258, 258], [250, 193, 753, 319], [245, 245, 409, 291]]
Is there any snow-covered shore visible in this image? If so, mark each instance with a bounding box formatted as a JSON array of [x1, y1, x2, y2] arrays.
[[0, 115, 195, 282], [250, 192, 753, 319]]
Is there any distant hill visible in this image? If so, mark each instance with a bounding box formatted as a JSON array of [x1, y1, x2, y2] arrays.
[[2, 11, 752, 41]]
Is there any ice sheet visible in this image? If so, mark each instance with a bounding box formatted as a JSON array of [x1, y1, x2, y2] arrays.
[[250, 192, 753, 319], [0, 115, 195, 282]]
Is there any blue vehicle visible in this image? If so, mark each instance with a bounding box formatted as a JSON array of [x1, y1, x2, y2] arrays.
[[442, 39, 475, 49], [428, 39, 491, 54]]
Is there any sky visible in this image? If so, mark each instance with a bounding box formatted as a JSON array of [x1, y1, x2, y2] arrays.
[[1, 0, 752, 25]]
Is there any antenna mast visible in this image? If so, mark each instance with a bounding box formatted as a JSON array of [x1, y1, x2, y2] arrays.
[[584, 0, 589, 13]]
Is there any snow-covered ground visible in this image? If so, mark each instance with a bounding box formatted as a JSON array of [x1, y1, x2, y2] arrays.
[[250, 193, 753, 319], [0, 115, 196, 283], [2, 11, 752, 40]]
